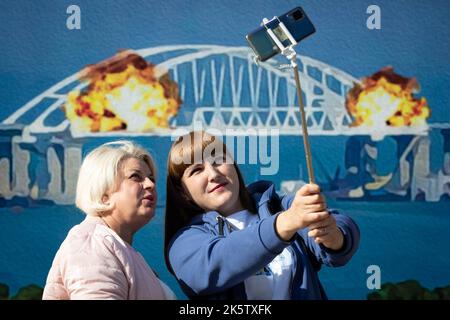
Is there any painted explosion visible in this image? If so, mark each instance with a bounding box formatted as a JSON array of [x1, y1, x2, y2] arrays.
[[63, 50, 182, 132], [346, 66, 430, 128]]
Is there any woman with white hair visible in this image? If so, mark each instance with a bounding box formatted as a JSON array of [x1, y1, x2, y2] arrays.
[[43, 140, 175, 300]]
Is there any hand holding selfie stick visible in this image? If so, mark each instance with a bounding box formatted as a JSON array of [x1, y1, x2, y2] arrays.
[[259, 17, 316, 183]]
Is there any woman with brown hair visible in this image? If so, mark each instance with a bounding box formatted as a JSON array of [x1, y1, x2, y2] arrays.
[[165, 131, 360, 300]]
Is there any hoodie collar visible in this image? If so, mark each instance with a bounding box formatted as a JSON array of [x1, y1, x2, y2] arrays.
[[247, 180, 278, 208]]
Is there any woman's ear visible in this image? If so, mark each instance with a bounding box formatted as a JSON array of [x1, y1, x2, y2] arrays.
[[102, 194, 110, 205]]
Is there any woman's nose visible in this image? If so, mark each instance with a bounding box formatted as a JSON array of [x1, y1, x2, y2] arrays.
[[204, 162, 220, 181], [142, 177, 155, 190]]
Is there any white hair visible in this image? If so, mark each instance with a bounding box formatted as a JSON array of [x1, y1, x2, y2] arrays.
[[75, 140, 156, 216]]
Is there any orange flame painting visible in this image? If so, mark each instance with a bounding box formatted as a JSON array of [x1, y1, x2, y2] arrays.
[[63, 50, 182, 132], [345, 66, 430, 127]]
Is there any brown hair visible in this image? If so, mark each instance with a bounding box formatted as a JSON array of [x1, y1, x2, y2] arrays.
[[164, 131, 255, 272]]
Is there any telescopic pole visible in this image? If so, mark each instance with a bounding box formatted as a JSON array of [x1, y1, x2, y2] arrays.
[[292, 63, 315, 183], [261, 17, 315, 183]]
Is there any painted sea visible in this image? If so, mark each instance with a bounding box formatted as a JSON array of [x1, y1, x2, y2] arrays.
[[1, 200, 449, 300]]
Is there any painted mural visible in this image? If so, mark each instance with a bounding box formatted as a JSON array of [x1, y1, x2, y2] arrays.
[[1, 0, 449, 300]]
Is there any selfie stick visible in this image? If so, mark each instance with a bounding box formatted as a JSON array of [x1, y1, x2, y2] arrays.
[[260, 17, 316, 183]]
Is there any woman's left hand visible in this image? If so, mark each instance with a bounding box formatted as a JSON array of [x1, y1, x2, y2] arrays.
[[307, 214, 344, 251]]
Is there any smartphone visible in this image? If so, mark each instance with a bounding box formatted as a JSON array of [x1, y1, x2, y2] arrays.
[[246, 7, 315, 62]]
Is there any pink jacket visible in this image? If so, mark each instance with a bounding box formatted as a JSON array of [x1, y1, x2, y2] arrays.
[[43, 215, 175, 300]]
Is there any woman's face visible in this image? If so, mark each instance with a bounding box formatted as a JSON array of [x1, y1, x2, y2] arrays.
[[107, 157, 157, 229], [181, 154, 243, 216]]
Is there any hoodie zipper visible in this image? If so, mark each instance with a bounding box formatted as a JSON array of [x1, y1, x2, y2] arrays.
[[216, 215, 225, 236], [216, 215, 235, 236]]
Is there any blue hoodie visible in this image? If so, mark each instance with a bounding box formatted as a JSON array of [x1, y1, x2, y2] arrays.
[[167, 181, 360, 300]]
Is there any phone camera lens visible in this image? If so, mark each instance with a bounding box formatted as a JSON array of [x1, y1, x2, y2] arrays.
[[291, 9, 304, 21]]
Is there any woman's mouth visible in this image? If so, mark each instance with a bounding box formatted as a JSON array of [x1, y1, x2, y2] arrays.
[[209, 182, 228, 193], [142, 194, 156, 206]]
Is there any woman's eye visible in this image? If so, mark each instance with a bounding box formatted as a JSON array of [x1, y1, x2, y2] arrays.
[[189, 167, 201, 176], [130, 173, 141, 181]]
